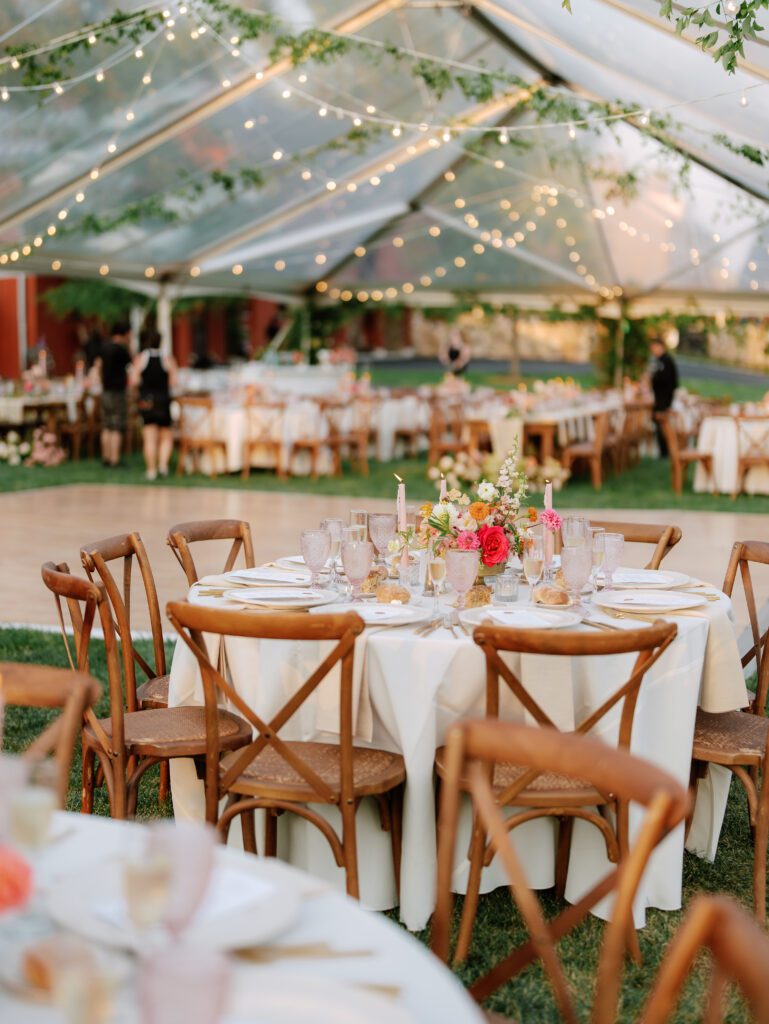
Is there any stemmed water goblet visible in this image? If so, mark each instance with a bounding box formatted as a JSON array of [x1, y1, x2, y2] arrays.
[[320, 518, 344, 589], [446, 549, 480, 620], [589, 527, 606, 592], [561, 545, 592, 612], [602, 532, 625, 590], [300, 529, 331, 589], [368, 513, 397, 568], [562, 515, 589, 548], [341, 540, 373, 603]]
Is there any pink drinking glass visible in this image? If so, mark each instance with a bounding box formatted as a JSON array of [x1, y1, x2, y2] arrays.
[[138, 946, 230, 1024], [561, 545, 592, 610], [300, 529, 331, 588], [146, 821, 217, 939], [368, 513, 397, 566], [446, 549, 480, 614], [341, 540, 373, 603], [602, 532, 625, 590]]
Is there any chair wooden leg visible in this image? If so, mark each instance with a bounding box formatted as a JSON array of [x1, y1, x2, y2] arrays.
[[554, 816, 574, 899], [590, 456, 602, 490], [264, 808, 278, 857], [81, 746, 95, 814], [455, 822, 486, 963], [341, 798, 360, 900], [754, 782, 769, 923], [241, 443, 251, 479], [241, 809, 257, 854], [158, 759, 170, 805], [390, 787, 403, 901], [176, 442, 186, 476]]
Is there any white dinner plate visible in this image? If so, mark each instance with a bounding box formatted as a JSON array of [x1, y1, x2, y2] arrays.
[[46, 861, 299, 953], [598, 567, 690, 589], [594, 589, 708, 613], [226, 972, 415, 1024], [226, 568, 313, 586], [459, 606, 583, 629], [225, 589, 338, 610], [310, 601, 431, 627]]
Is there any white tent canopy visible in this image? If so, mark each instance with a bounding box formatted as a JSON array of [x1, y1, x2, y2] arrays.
[[3, 0, 769, 312]]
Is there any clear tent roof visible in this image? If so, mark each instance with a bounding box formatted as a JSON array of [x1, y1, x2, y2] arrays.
[[2, 0, 769, 310]]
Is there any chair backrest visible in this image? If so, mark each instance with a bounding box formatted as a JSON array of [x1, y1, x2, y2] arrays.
[[167, 519, 255, 587], [178, 395, 216, 442], [433, 719, 690, 1023], [166, 601, 364, 823], [735, 414, 769, 459], [0, 660, 101, 807], [473, 620, 676, 751], [40, 561, 126, 764], [430, 395, 465, 443], [722, 540, 769, 712], [80, 532, 166, 710], [244, 399, 283, 443], [589, 519, 682, 569], [638, 895, 769, 1024]]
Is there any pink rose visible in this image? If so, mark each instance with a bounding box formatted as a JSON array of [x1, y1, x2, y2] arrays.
[[477, 525, 510, 567], [0, 846, 32, 913], [456, 531, 481, 551], [540, 509, 562, 533]]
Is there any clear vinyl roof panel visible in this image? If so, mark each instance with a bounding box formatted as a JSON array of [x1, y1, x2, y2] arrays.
[[2, 0, 769, 302]]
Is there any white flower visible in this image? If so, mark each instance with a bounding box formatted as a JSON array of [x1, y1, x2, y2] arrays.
[[438, 455, 454, 472], [0, 442, 7, 459], [6, 431, 20, 444], [477, 481, 499, 502], [18, 441, 30, 455], [387, 538, 402, 553], [427, 466, 440, 480], [8, 453, 21, 466]]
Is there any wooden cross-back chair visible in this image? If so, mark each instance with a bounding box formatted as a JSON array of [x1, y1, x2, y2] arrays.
[[167, 519, 255, 587], [241, 398, 285, 479], [41, 562, 251, 819], [588, 519, 682, 570], [0, 661, 100, 808], [561, 410, 609, 490], [167, 601, 406, 899], [691, 540, 769, 920], [176, 395, 228, 478], [733, 414, 769, 499], [639, 895, 769, 1023], [433, 720, 690, 1024], [322, 398, 373, 477], [656, 411, 714, 495], [436, 620, 677, 966], [427, 395, 466, 466]]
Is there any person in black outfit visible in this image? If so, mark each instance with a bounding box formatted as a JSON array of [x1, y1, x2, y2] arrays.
[[440, 326, 471, 375], [649, 339, 679, 457], [130, 327, 177, 480], [96, 322, 132, 467]]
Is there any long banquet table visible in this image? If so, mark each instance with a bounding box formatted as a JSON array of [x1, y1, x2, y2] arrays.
[[168, 570, 748, 932], [0, 812, 483, 1023], [695, 414, 769, 495]]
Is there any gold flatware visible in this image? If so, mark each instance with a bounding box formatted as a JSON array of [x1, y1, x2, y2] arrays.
[[355, 983, 402, 1000], [582, 618, 623, 632], [417, 618, 442, 637], [237, 942, 374, 964], [458, 620, 471, 637]]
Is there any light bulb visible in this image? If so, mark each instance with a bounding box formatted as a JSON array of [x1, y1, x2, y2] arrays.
[[740, 92, 748, 107], [568, 124, 576, 139], [499, 129, 509, 144], [0, 89, 8, 102], [10, 58, 20, 70]]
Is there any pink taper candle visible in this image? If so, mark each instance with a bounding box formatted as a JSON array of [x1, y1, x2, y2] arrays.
[[439, 474, 447, 501], [543, 480, 554, 573], [394, 474, 410, 571]]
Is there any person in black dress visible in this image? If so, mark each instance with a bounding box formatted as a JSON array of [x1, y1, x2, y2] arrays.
[[649, 339, 679, 457], [440, 326, 471, 375], [130, 327, 177, 480], [96, 322, 132, 467]]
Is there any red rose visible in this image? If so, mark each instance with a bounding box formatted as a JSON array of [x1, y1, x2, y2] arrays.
[[477, 525, 510, 567]]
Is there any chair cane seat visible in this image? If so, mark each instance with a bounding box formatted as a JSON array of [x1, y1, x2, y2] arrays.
[[84, 706, 252, 759], [220, 741, 405, 802], [693, 709, 769, 766], [136, 674, 169, 710], [435, 747, 606, 807]]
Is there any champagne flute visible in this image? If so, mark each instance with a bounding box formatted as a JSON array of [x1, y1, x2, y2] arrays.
[[320, 518, 344, 589], [522, 533, 544, 598], [589, 527, 606, 592], [428, 554, 447, 616], [341, 540, 373, 603], [123, 854, 173, 933], [602, 532, 624, 590], [147, 821, 216, 939], [349, 509, 368, 541], [300, 529, 331, 589], [9, 759, 58, 853]]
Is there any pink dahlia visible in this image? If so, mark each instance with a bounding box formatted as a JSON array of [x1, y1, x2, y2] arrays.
[[456, 531, 481, 551], [540, 509, 563, 533]]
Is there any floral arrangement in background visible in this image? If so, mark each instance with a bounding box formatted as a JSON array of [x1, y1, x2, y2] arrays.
[[0, 431, 31, 467], [419, 445, 535, 566], [430, 451, 569, 494], [522, 456, 571, 492]]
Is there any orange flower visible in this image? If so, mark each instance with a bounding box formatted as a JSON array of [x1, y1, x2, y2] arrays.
[[468, 501, 489, 522], [527, 506, 538, 522], [420, 502, 433, 519]]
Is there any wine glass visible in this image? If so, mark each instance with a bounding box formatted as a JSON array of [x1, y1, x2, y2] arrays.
[[320, 517, 344, 588], [147, 821, 217, 939], [589, 527, 606, 592], [349, 509, 368, 541], [446, 549, 480, 617], [561, 545, 592, 611], [427, 554, 447, 616], [522, 532, 544, 597], [300, 529, 331, 589], [602, 532, 625, 590], [122, 852, 173, 934], [341, 540, 373, 603], [368, 513, 397, 567], [562, 515, 589, 548], [139, 946, 230, 1024], [8, 759, 58, 853]]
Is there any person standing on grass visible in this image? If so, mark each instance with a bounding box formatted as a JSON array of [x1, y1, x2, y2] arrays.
[[96, 322, 132, 468], [131, 327, 177, 481], [648, 338, 679, 457]]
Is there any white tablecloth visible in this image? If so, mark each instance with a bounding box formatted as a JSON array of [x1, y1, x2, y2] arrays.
[[0, 812, 482, 1023], [168, 581, 748, 931], [695, 415, 769, 495]]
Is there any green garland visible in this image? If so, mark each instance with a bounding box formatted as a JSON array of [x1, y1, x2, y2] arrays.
[[658, 1, 767, 73]]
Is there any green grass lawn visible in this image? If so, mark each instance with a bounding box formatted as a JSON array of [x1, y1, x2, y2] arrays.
[[0, 624, 758, 1021]]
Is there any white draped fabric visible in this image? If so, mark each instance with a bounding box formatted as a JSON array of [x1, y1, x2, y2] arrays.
[[168, 585, 747, 931], [695, 416, 769, 495]]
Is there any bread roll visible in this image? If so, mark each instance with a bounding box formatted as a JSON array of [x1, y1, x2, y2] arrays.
[[361, 566, 387, 594], [376, 583, 410, 604], [464, 585, 492, 608], [23, 936, 95, 994], [532, 585, 570, 607]]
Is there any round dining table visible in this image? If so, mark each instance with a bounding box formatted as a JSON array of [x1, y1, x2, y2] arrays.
[[168, 568, 748, 932], [0, 811, 484, 1023]]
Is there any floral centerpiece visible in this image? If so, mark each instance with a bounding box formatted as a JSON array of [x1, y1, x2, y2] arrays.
[[418, 445, 537, 578]]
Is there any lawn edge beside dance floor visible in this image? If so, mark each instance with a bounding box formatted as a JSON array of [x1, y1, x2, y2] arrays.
[[0, 624, 756, 1022]]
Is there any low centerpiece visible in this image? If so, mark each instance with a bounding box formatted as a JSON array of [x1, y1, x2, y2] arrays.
[[418, 445, 536, 582]]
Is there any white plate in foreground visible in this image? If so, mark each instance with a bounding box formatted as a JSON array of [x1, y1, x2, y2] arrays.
[[225, 589, 338, 610], [594, 589, 708, 613], [459, 606, 583, 629], [599, 567, 690, 589], [47, 861, 299, 953], [310, 601, 431, 627], [226, 972, 414, 1024], [226, 567, 313, 586]]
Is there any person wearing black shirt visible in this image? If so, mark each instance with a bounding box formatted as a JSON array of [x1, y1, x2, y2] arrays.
[[96, 322, 132, 467], [649, 339, 679, 457], [130, 328, 177, 480]]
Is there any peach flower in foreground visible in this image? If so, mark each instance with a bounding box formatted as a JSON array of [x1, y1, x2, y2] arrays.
[[0, 846, 32, 913]]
